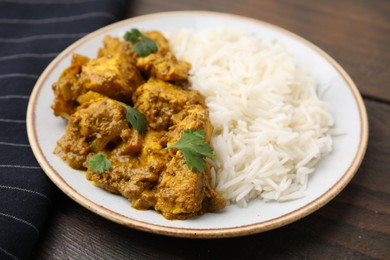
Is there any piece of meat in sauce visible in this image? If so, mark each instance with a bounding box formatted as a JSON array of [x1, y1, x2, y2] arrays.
[[133, 77, 204, 131], [51, 53, 89, 118], [155, 104, 226, 219], [51, 36, 144, 119], [79, 52, 143, 103], [87, 131, 170, 210], [54, 93, 129, 169], [136, 31, 191, 82], [155, 151, 226, 220]]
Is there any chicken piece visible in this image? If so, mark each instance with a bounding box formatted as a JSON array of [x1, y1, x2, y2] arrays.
[[79, 53, 144, 103], [131, 130, 170, 209], [98, 35, 138, 62], [54, 97, 129, 169], [167, 104, 213, 147], [137, 52, 191, 82], [155, 152, 205, 219], [78, 99, 129, 152], [133, 78, 205, 130], [155, 104, 226, 219], [51, 53, 89, 118], [53, 123, 90, 170], [155, 152, 226, 220], [138, 130, 169, 171], [136, 31, 191, 82], [86, 131, 170, 210]]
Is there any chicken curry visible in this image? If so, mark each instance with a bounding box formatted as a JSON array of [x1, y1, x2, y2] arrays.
[[51, 30, 226, 220]]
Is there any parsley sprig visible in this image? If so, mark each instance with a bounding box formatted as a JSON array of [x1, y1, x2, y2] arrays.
[[124, 105, 147, 134], [164, 129, 216, 173], [124, 28, 158, 57], [87, 152, 111, 174]]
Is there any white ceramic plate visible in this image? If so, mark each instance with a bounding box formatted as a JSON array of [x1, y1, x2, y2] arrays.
[[27, 11, 368, 238]]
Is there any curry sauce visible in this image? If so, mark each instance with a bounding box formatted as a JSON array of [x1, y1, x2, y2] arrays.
[[51, 31, 226, 220]]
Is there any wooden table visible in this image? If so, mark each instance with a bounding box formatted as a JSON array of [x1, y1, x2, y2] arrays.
[[31, 1, 389, 259]]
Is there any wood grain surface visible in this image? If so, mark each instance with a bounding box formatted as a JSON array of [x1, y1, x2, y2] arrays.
[[31, 0, 390, 259]]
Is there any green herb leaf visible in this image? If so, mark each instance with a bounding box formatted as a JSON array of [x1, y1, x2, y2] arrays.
[[123, 28, 158, 57], [123, 28, 142, 43], [133, 37, 158, 57], [87, 152, 111, 174], [124, 106, 147, 134], [164, 129, 216, 173]]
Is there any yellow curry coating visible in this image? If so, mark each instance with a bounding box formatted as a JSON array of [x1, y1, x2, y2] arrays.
[[133, 77, 205, 131], [54, 94, 129, 169], [79, 53, 144, 103], [52, 30, 226, 220], [137, 31, 192, 81], [51, 53, 89, 118]]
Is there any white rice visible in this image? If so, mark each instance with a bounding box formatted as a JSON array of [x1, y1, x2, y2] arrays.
[[167, 28, 334, 207]]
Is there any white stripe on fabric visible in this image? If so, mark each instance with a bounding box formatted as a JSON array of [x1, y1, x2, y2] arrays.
[[0, 119, 26, 123], [0, 247, 18, 260], [0, 12, 118, 24], [0, 73, 38, 79], [0, 53, 57, 61], [0, 185, 50, 201], [0, 165, 40, 169], [0, 212, 39, 234], [0, 95, 29, 99], [0, 142, 30, 147], [0, 33, 87, 43]]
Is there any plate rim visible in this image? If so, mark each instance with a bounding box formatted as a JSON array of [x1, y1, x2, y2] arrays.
[[26, 10, 369, 238]]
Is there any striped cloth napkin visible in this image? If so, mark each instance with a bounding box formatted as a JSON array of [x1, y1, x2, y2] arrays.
[[0, 1, 126, 259]]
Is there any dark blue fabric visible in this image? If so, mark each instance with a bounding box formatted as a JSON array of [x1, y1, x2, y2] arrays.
[[0, 1, 126, 259]]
